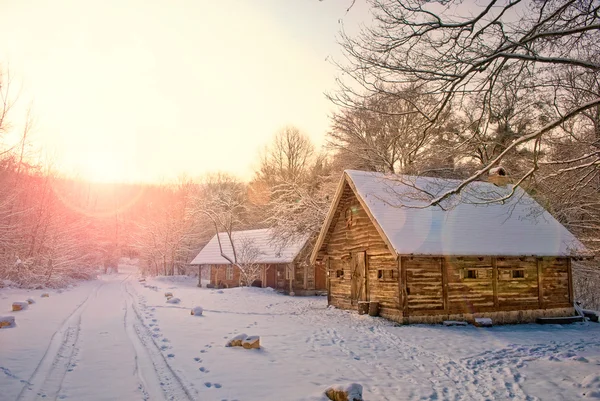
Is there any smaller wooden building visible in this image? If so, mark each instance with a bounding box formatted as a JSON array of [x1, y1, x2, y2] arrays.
[[311, 170, 588, 324], [190, 229, 326, 294]]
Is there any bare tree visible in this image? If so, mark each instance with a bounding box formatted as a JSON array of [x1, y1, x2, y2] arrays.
[[236, 237, 263, 287], [331, 0, 600, 206]]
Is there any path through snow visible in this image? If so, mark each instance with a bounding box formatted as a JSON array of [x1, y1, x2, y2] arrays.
[[1, 273, 600, 400]]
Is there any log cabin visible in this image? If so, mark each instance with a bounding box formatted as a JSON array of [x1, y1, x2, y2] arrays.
[[311, 170, 589, 324], [190, 228, 326, 294]]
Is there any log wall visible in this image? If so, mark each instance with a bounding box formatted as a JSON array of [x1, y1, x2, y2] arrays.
[[323, 183, 397, 316]]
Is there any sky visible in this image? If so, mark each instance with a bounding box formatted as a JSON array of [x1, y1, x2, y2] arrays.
[[0, 0, 371, 183]]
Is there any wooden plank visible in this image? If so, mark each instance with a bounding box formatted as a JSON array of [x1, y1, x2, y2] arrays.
[[567, 257, 573, 304], [492, 257, 498, 308], [537, 257, 543, 309], [398, 257, 403, 315], [401, 256, 408, 317], [441, 257, 448, 313]]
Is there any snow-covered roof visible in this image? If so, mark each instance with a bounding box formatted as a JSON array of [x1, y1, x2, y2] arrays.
[[190, 228, 308, 265], [314, 170, 587, 259]]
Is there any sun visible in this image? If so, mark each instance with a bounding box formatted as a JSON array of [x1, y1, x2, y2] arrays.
[[77, 151, 131, 183]]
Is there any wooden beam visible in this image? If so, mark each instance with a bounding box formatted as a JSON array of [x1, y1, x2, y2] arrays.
[[492, 257, 498, 308], [537, 258, 544, 309], [397, 257, 403, 313], [441, 257, 448, 313], [567, 258, 574, 304], [401, 256, 408, 317]]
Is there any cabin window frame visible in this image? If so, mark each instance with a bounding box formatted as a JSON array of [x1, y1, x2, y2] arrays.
[[336, 269, 345, 278], [377, 269, 396, 282], [286, 265, 294, 280], [511, 269, 525, 279], [226, 265, 233, 280], [344, 205, 358, 228]]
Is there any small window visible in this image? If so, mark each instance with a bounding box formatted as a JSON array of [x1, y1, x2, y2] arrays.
[[511, 269, 525, 279], [466, 269, 477, 279], [345, 206, 358, 228], [377, 269, 396, 281], [286, 266, 294, 280], [336, 269, 344, 278], [226, 265, 233, 280]]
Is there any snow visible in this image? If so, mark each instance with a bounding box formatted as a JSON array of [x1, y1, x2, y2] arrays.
[[475, 317, 493, 327], [166, 297, 181, 304], [190, 306, 203, 316], [190, 228, 308, 265], [1, 273, 600, 400], [344, 170, 587, 256]]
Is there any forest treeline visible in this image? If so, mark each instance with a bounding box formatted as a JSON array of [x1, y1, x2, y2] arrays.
[[1, 0, 598, 308]]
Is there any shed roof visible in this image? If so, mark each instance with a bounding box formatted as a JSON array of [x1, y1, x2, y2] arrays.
[[191, 228, 308, 265], [312, 170, 587, 260]]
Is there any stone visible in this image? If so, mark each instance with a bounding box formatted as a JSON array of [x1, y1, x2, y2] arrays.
[[166, 297, 180, 304], [12, 301, 29, 311], [0, 316, 16, 329], [325, 383, 363, 401], [225, 333, 248, 347], [41, 293, 50, 298], [26, 298, 36, 304], [474, 318, 493, 327], [164, 292, 173, 298], [191, 306, 203, 316], [242, 336, 260, 349]]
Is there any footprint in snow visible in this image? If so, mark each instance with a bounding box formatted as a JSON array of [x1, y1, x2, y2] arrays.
[[160, 345, 169, 351], [167, 354, 175, 358], [204, 382, 212, 388], [162, 338, 170, 342], [153, 327, 160, 332], [200, 350, 207, 353], [199, 367, 209, 373]]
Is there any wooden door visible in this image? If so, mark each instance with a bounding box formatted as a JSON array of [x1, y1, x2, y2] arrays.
[[265, 265, 277, 288], [351, 251, 367, 305], [315, 262, 327, 290]]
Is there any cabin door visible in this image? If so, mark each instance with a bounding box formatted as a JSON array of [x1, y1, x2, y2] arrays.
[[350, 251, 367, 305], [315, 261, 327, 291]]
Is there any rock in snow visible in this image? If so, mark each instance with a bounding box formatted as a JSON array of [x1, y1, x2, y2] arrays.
[[166, 297, 180, 304], [474, 318, 493, 327], [164, 292, 174, 298], [12, 301, 29, 311], [190, 306, 203, 316], [242, 336, 260, 349], [0, 316, 16, 329], [40, 293, 50, 298], [26, 298, 35, 305], [325, 383, 363, 401], [225, 333, 248, 347]]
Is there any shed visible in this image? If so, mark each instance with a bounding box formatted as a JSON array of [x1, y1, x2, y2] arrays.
[[311, 170, 588, 324], [191, 229, 324, 294]]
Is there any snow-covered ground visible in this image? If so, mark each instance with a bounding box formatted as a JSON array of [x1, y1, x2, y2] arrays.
[[1, 271, 600, 401]]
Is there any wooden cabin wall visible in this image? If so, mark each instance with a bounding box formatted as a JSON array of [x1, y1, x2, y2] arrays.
[[210, 264, 240, 288], [404, 256, 572, 318], [368, 254, 400, 313], [323, 184, 397, 314], [496, 257, 539, 309], [541, 257, 571, 308], [445, 256, 494, 313]]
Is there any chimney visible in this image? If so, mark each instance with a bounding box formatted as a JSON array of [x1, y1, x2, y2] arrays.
[[488, 166, 510, 186]]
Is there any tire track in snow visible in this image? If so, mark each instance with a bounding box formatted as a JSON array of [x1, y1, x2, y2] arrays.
[[16, 280, 105, 401], [123, 280, 196, 401]]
